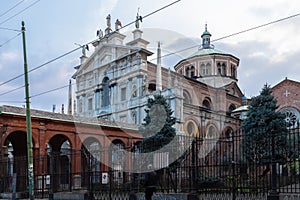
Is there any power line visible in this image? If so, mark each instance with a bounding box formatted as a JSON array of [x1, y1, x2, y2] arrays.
[[1, 6, 300, 99], [0, 100, 25, 103], [0, 85, 25, 97], [0, 0, 25, 18], [0, 0, 181, 89], [0, 27, 21, 32], [0, 0, 41, 26], [154, 11, 300, 61], [30, 83, 72, 98], [29, 11, 300, 99], [121, 0, 181, 30], [0, 32, 22, 48]]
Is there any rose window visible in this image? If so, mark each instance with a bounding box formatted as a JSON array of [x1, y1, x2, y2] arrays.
[[280, 108, 300, 129]]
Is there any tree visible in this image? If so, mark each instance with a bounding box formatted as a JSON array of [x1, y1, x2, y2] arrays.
[[139, 94, 176, 153], [242, 84, 287, 166]]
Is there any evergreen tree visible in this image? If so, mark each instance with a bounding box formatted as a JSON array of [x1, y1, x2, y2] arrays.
[[242, 84, 287, 165], [139, 94, 176, 153]]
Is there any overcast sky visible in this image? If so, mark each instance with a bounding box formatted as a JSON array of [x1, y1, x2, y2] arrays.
[[1, 0, 300, 112]]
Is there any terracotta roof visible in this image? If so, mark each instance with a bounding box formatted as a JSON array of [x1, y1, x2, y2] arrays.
[[0, 105, 138, 130]]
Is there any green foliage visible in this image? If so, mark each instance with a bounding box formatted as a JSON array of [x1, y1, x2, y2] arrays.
[[242, 84, 287, 164], [139, 94, 176, 153]]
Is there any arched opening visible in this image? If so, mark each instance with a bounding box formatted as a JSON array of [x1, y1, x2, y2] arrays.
[[228, 104, 236, 115], [81, 138, 101, 188], [203, 98, 212, 110], [47, 135, 71, 192], [110, 140, 126, 185], [183, 90, 192, 104], [4, 131, 33, 193]]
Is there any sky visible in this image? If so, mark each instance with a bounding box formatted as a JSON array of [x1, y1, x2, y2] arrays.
[[1, 0, 300, 112]]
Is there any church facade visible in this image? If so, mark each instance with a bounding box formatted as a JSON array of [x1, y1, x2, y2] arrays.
[[272, 78, 300, 129], [72, 15, 244, 139]]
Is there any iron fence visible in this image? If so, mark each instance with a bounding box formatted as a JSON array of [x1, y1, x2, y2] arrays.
[[0, 128, 299, 199]]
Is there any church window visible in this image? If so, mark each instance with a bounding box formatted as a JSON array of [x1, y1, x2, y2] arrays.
[[206, 63, 211, 75], [200, 64, 206, 76], [222, 63, 227, 76], [79, 99, 83, 113], [88, 98, 93, 110], [229, 104, 236, 113], [206, 125, 216, 138], [121, 87, 127, 101], [217, 63, 222, 75], [231, 65, 236, 79], [185, 67, 190, 77], [187, 122, 194, 135], [131, 110, 137, 124], [190, 66, 195, 78], [225, 128, 233, 141], [183, 90, 192, 104], [101, 77, 110, 107], [94, 88, 100, 110], [280, 107, 300, 129], [203, 98, 211, 110]]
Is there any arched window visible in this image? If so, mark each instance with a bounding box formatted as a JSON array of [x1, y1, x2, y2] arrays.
[[280, 107, 300, 129], [231, 65, 236, 79], [206, 125, 216, 138], [183, 90, 192, 104], [217, 63, 222, 75], [185, 67, 190, 77], [203, 98, 211, 110], [206, 63, 211, 75], [190, 66, 195, 78], [225, 128, 233, 141], [222, 63, 227, 76], [200, 64, 205, 76], [101, 77, 110, 107], [229, 104, 236, 113]]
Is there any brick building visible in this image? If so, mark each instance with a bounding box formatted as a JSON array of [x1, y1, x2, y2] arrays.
[[272, 78, 300, 129], [0, 105, 140, 195]]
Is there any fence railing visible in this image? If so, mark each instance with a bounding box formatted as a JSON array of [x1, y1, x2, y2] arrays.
[[0, 128, 299, 199]]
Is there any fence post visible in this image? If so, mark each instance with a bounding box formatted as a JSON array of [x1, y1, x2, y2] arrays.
[[267, 130, 279, 200], [188, 138, 199, 200], [232, 133, 236, 200]]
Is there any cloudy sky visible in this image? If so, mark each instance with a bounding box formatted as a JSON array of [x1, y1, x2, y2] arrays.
[[1, 0, 300, 112]]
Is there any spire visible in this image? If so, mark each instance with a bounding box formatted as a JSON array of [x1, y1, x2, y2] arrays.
[[68, 80, 72, 115], [156, 42, 162, 91], [201, 23, 212, 49]]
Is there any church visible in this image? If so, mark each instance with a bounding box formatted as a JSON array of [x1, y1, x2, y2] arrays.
[[72, 15, 244, 139]]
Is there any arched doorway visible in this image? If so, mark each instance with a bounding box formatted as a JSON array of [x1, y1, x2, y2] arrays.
[[47, 135, 71, 192]]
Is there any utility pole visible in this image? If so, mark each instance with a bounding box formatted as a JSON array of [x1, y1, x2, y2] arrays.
[[21, 21, 34, 200]]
